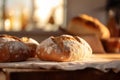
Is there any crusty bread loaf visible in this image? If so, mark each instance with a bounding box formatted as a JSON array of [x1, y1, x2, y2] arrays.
[[0, 34, 30, 62], [21, 37, 39, 57], [36, 35, 92, 62], [102, 38, 120, 53], [67, 14, 110, 40]]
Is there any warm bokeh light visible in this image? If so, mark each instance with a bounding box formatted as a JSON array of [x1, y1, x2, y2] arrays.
[[34, 0, 64, 30], [4, 19, 11, 31], [1, 0, 64, 31]]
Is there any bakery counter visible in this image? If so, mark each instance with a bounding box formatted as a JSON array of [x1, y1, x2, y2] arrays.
[[0, 53, 120, 80]]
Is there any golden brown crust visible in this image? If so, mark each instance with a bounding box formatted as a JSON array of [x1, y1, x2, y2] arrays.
[[67, 14, 110, 40], [72, 16, 100, 30], [0, 34, 30, 62], [0, 34, 21, 42], [21, 37, 39, 57], [36, 35, 92, 62]]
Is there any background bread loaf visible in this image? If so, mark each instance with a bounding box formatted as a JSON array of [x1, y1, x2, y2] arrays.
[[67, 14, 110, 40]]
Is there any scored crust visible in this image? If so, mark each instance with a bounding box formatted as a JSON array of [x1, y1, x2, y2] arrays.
[[36, 35, 92, 62], [0, 34, 30, 62]]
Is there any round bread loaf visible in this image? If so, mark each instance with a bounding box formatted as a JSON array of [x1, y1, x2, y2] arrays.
[[0, 35, 30, 62], [102, 38, 120, 53], [36, 35, 92, 62], [67, 14, 110, 40], [21, 37, 39, 57]]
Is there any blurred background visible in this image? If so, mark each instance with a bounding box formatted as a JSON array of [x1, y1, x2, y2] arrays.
[[0, 0, 65, 31], [0, 0, 110, 32]]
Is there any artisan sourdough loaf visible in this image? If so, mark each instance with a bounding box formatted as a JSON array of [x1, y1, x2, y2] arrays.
[[67, 14, 110, 40], [0, 35, 30, 62], [21, 37, 39, 57], [36, 35, 92, 62]]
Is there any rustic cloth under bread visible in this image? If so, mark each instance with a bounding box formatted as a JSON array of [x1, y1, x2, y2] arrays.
[[0, 54, 120, 73]]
